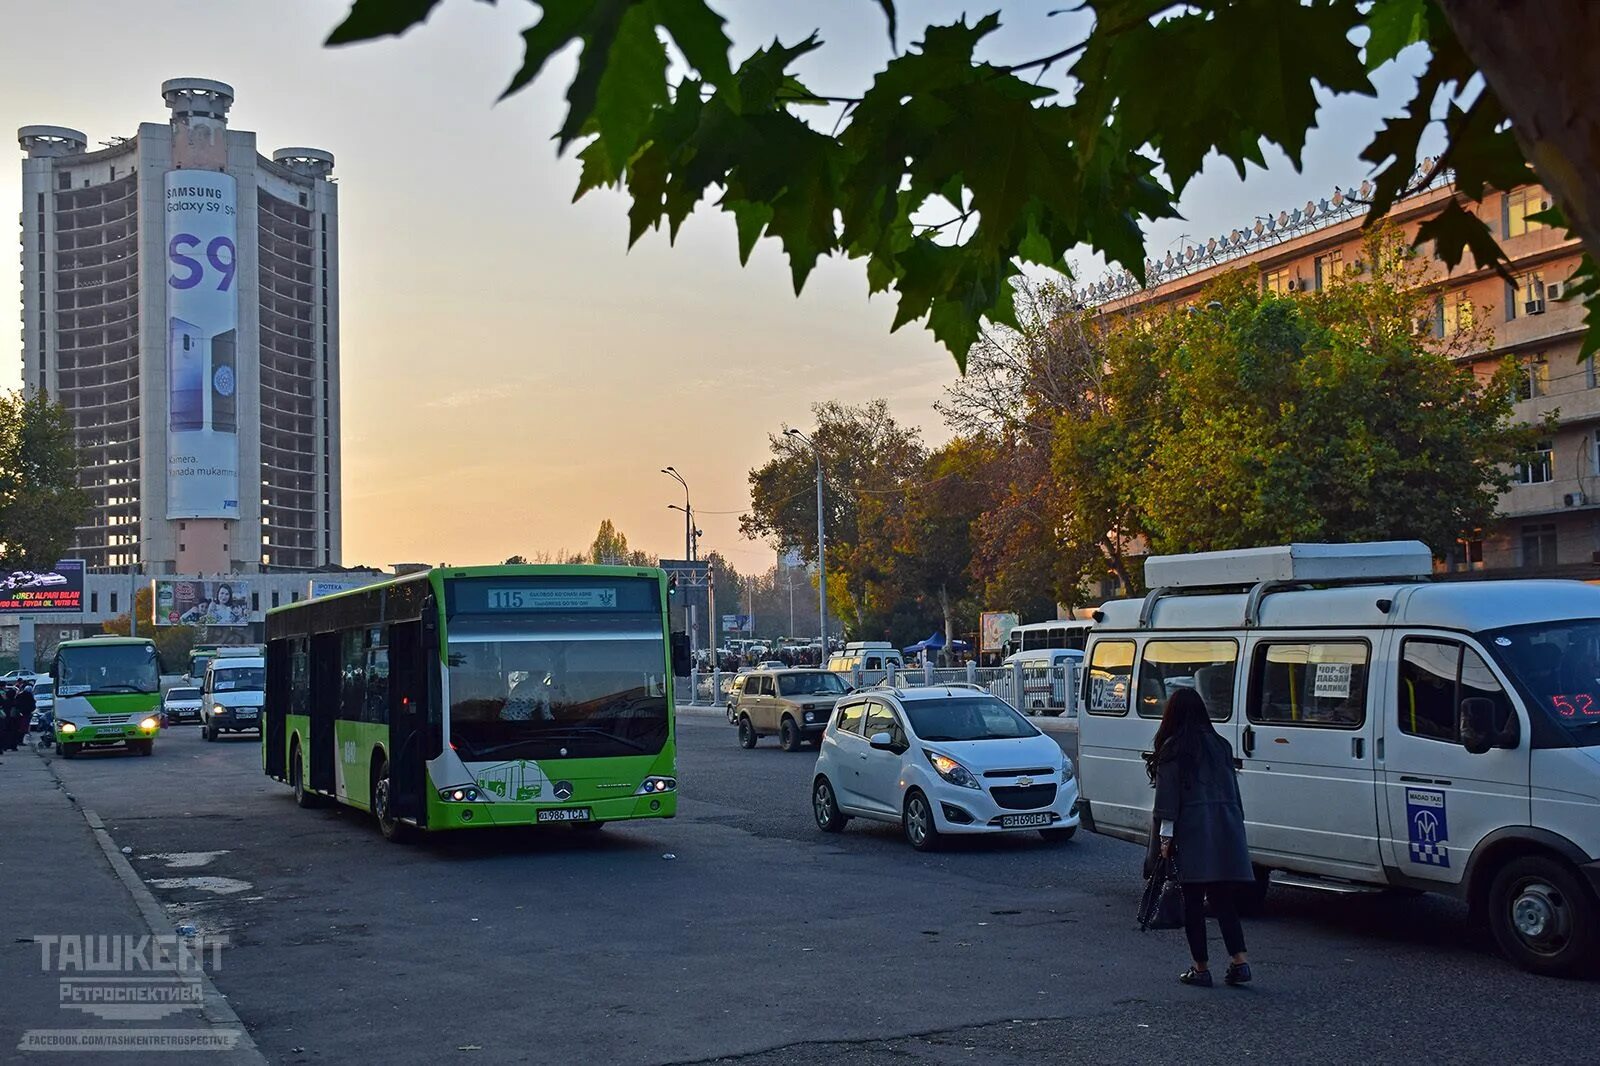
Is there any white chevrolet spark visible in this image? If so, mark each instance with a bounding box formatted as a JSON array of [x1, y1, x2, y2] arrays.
[[812, 685, 1079, 850]]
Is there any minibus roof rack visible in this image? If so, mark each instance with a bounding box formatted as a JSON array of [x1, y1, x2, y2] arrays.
[[1137, 541, 1434, 628]]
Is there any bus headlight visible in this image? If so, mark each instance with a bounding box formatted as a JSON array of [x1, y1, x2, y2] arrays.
[[139, 718, 159, 732], [635, 777, 676, 795], [438, 787, 482, 803], [59, 721, 77, 734], [213, 705, 226, 717]]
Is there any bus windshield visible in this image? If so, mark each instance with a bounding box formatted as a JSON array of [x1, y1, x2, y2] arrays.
[[447, 635, 668, 760], [58, 644, 160, 697]]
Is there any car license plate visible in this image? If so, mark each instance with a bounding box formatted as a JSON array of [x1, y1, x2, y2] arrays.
[[536, 807, 591, 823], [1000, 813, 1051, 828]]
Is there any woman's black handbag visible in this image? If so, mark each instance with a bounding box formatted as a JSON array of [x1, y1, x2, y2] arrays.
[[1138, 853, 1185, 931]]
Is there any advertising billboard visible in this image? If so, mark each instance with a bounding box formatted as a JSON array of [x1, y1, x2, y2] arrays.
[[309, 579, 359, 599], [0, 560, 85, 613], [154, 580, 252, 627], [164, 170, 240, 519], [980, 611, 1020, 653]]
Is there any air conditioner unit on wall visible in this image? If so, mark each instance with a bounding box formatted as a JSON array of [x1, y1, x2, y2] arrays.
[[1547, 281, 1563, 300], [1564, 492, 1587, 508], [1526, 299, 1547, 315]]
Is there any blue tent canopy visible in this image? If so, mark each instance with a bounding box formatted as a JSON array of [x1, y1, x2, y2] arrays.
[[903, 632, 973, 656]]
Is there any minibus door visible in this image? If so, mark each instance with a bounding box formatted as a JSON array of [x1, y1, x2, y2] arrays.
[[1077, 637, 1149, 838], [1236, 635, 1382, 879]]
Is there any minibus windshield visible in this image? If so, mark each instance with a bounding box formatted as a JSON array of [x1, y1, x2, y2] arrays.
[[1485, 620, 1600, 743]]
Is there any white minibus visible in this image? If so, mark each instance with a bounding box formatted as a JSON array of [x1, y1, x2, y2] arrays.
[[1077, 541, 1600, 975]]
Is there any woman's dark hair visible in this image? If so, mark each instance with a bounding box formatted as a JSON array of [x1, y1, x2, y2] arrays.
[[1145, 687, 1214, 784]]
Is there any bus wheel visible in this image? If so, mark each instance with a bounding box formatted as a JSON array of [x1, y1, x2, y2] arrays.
[[129, 740, 153, 757], [58, 742, 76, 759], [291, 745, 320, 809], [373, 759, 412, 843], [1487, 855, 1599, 976]]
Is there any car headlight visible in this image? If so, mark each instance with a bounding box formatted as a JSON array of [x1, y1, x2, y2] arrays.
[[635, 776, 677, 795], [924, 750, 981, 790], [438, 786, 482, 802], [1061, 755, 1075, 782], [59, 721, 77, 734], [803, 710, 815, 723], [139, 717, 159, 731]]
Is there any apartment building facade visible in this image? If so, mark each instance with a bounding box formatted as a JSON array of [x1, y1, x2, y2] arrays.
[[1087, 174, 1590, 578], [18, 78, 342, 575]]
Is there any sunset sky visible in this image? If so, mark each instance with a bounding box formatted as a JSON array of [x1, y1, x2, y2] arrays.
[[2, 1, 1429, 574]]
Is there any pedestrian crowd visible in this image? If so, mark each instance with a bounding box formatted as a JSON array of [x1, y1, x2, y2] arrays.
[[0, 677, 36, 755]]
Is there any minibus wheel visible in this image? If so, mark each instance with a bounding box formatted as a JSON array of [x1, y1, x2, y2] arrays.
[[1487, 855, 1599, 976]]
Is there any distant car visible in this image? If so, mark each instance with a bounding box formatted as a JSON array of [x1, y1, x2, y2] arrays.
[[811, 685, 1079, 850], [733, 669, 852, 751], [162, 685, 204, 725], [26, 572, 67, 588], [755, 660, 788, 671], [724, 673, 750, 724]]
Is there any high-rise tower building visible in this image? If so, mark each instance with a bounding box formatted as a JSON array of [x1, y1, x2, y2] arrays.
[[18, 77, 341, 574]]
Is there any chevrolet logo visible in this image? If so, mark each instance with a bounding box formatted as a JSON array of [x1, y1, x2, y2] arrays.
[[1016, 776, 1034, 788]]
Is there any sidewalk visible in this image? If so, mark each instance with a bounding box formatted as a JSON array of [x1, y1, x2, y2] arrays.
[[0, 742, 260, 1063]]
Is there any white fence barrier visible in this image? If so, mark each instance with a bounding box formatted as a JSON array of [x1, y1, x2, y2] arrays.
[[679, 661, 1079, 717]]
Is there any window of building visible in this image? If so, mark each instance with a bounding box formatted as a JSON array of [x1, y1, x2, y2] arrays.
[[251, 592, 260, 611], [1136, 640, 1237, 720], [291, 592, 300, 602], [1504, 188, 1547, 238], [271, 591, 280, 608], [1515, 441, 1554, 485], [90, 592, 98, 613], [1248, 642, 1370, 728], [1521, 522, 1559, 567], [1449, 538, 1485, 572], [1313, 250, 1343, 291], [1443, 294, 1474, 335], [58, 171, 70, 191], [178, 543, 186, 552], [109, 593, 118, 613], [1085, 640, 1135, 717], [1263, 269, 1290, 296], [1511, 356, 1549, 402]]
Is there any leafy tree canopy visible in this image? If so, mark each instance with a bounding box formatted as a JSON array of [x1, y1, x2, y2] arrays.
[[325, 0, 1599, 365], [0, 391, 87, 572]]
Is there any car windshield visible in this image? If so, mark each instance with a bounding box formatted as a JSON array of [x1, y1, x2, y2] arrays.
[[57, 644, 160, 696], [167, 687, 200, 701], [34, 682, 52, 697], [778, 672, 849, 696], [1484, 620, 1600, 744], [904, 697, 1040, 741], [211, 668, 264, 692]]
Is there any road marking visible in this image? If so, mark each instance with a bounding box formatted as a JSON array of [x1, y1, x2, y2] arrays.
[[141, 850, 231, 868], [146, 876, 254, 896]]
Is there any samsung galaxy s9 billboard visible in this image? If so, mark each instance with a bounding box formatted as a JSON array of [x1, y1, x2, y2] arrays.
[[165, 170, 240, 519]]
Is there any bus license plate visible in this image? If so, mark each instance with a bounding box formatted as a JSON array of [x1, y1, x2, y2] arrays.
[[1000, 813, 1051, 828], [234, 709, 258, 719], [536, 808, 591, 823]]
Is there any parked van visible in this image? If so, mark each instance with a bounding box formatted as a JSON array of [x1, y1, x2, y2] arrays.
[[826, 642, 905, 675], [1077, 541, 1600, 975], [1002, 648, 1084, 716]]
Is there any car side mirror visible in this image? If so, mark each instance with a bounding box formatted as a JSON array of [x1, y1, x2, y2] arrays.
[[1459, 697, 1517, 753], [869, 731, 895, 751]]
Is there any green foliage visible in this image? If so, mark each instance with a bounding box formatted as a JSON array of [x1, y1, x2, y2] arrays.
[[1052, 232, 1535, 587], [587, 518, 655, 566], [321, 0, 1600, 365], [0, 391, 88, 572]]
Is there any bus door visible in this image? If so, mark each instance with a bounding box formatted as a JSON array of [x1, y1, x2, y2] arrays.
[[387, 620, 427, 824], [263, 640, 288, 780], [309, 632, 339, 794]]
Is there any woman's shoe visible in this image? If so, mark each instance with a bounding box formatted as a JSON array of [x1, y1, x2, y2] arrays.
[[1224, 962, 1252, 986], [1178, 967, 1213, 987]]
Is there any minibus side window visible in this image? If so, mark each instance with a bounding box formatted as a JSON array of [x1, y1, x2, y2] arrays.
[[1248, 642, 1369, 728], [1399, 640, 1514, 743], [1085, 640, 1135, 716], [1137, 639, 1237, 720]]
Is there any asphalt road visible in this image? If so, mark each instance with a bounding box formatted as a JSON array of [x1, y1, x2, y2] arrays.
[[33, 711, 1600, 1066]]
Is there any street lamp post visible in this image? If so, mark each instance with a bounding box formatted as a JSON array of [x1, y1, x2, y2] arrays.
[[662, 467, 697, 660], [784, 429, 828, 661]]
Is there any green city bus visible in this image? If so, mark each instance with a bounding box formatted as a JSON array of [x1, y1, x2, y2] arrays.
[[52, 636, 164, 758], [263, 564, 688, 841]]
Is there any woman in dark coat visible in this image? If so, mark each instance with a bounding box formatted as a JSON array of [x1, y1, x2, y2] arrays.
[[1146, 688, 1254, 987]]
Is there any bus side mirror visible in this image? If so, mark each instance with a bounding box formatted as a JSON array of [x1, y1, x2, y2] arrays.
[[670, 632, 691, 678], [1460, 697, 1517, 753]]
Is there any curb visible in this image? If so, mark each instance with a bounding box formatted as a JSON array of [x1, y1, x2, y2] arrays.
[[55, 753, 269, 1066]]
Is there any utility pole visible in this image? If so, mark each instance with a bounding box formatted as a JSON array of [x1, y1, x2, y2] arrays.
[[785, 429, 828, 658], [663, 467, 696, 659]]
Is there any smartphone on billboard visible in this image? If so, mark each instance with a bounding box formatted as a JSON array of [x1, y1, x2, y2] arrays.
[[168, 318, 204, 432], [210, 328, 237, 434]]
